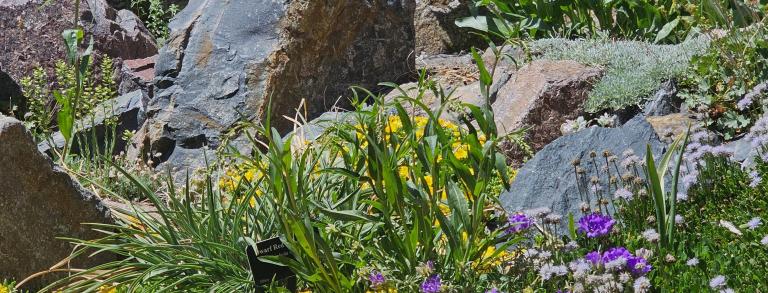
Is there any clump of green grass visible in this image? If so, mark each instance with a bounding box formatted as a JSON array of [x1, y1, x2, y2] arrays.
[[531, 35, 711, 113]]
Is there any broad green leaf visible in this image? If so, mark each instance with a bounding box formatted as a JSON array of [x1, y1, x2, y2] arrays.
[[54, 90, 74, 145], [655, 17, 680, 43]]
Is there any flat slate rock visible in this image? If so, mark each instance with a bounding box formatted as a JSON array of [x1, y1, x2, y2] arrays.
[[500, 116, 666, 229]]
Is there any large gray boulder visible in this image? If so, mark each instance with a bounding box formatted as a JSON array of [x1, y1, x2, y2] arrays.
[[0, 115, 114, 290], [500, 116, 665, 227], [132, 0, 415, 171]]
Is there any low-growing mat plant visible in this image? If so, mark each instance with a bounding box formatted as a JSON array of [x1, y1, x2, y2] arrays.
[[531, 35, 711, 113]]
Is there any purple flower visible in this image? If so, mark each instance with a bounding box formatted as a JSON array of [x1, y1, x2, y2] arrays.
[[585, 251, 602, 265], [627, 256, 652, 276], [737, 96, 753, 110], [710, 275, 727, 289], [747, 217, 763, 230], [369, 271, 385, 288], [686, 258, 700, 266], [602, 247, 632, 263], [682, 172, 699, 188], [507, 213, 533, 233], [762, 235, 768, 246], [614, 188, 633, 200], [709, 145, 734, 157], [420, 275, 442, 293], [486, 289, 500, 293], [749, 171, 762, 188], [577, 213, 615, 238]]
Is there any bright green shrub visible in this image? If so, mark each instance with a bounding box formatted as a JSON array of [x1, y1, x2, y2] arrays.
[[460, 0, 764, 43], [532, 36, 710, 113]]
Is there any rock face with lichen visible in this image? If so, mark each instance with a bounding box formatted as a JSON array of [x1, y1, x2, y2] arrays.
[[415, 0, 484, 55], [0, 115, 114, 290], [132, 0, 415, 171]]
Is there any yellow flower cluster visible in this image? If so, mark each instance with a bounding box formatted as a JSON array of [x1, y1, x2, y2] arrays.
[[476, 246, 514, 272], [98, 285, 117, 293], [218, 161, 268, 208], [218, 166, 261, 193], [0, 284, 10, 293]]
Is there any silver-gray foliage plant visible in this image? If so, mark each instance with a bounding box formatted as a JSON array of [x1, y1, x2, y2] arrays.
[[531, 35, 711, 113]]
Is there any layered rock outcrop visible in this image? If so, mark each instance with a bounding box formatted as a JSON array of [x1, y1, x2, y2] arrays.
[[133, 0, 415, 171]]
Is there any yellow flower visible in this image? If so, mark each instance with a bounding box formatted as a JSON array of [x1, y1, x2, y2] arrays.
[[386, 115, 403, 134], [438, 203, 451, 216], [478, 133, 487, 145], [244, 169, 257, 181], [452, 142, 469, 160], [397, 166, 410, 179], [438, 118, 460, 137], [424, 175, 434, 193], [98, 285, 117, 293], [479, 246, 512, 269], [414, 116, 428, 127], [0, 284, 11, 293]]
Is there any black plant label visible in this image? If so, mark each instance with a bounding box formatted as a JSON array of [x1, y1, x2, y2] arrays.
[[247, 236, 296, 292]]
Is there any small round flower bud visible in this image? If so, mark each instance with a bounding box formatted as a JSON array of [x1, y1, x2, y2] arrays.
[[646, 215, 656, 224], [580, 202, 590, 213]]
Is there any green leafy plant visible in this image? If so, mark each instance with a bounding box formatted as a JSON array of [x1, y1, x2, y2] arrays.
[[458, 0, 764, 43], [20, 57, 117, 142], [37, 43, 525, 291], [681, 22, 768, 140], [645, 131, 689, 251], [129, 0, 181, 43]]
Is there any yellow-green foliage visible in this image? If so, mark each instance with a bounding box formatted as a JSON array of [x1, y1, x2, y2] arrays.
[[19, 56, 116, 140]]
